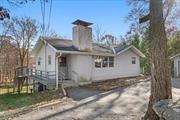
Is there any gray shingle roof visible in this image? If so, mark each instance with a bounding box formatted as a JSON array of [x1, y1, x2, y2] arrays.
[[42, 37, 114, 54], [44, 37, 79, 51], [42, 37, 135, 55], [114, 44, 132, 53]]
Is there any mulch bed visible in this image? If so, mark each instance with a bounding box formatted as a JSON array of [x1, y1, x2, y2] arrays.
[[81, 76, 150, 91]]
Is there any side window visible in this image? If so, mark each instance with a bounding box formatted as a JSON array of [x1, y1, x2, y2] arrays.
[[48, 55, 51, 65], [38, 57, 41, 65], [132, 57, 136, 64], [109, 57, 114, 67]]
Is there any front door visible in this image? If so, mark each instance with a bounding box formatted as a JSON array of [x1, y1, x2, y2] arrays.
[[59, 57, 68, 80], [178, 61, 180, 77]]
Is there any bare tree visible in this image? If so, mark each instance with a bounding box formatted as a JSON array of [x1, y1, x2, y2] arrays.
[[0, 36, 18, 83], [0, 0, 37, 20], [3, 17, 38, 67], [101, 34, 118, 46], [93, 25, 106, 43]]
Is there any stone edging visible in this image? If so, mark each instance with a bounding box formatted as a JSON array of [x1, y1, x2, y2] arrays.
[[153, 99, 180, 120]]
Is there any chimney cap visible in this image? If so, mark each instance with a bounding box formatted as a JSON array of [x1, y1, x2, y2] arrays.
[[72, 19, 93, 26]]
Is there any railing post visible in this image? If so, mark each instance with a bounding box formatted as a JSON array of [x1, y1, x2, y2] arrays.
[[35, 69, 37, 78]]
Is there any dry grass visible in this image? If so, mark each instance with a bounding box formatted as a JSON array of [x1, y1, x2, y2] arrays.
[[81, 76, 149, 91]]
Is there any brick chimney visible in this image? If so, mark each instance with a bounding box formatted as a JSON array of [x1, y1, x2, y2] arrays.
[[72, 19, 93, 52]]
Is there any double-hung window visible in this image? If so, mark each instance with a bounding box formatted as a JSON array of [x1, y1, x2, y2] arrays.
[[132, 57, 136, 64]]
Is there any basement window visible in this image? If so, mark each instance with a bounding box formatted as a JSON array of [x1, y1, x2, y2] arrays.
[[48, 55, 51, 65], [132, 57, 136, 64]]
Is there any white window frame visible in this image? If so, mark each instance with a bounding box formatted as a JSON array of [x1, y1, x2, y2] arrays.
[[48, 55, 51, 65], [132, 57, 136, 64], [94, 56, 114, 68]]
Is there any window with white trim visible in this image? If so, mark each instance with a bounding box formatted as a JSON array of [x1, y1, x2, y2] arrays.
[[48, 55, 51, 65], [132, 57, 136, 64], [94, 56, 114, 68]]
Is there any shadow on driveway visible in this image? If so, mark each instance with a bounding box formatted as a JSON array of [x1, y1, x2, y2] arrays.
[[39, 87, 124, 120], [66, 87, 103, 101]]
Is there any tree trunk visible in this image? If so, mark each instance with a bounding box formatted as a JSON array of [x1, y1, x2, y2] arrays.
[[144, 0, 172, 119]]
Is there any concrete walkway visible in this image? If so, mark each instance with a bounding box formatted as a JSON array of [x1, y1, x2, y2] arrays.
[[12, 80, 180, 120]]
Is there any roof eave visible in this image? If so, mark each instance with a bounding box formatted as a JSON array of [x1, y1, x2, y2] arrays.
[[58, 50, 115, 56], [170, 53, 180, 59]]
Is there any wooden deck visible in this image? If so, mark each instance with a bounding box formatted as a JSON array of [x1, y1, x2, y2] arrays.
[[15, 67, 65, 88]]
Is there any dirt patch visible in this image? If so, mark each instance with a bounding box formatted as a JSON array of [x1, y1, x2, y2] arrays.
[[81, 76, 150, 91]]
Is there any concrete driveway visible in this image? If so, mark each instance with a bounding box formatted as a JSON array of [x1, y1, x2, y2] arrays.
[[66, 87, 102, 101], [12, 80, 180, 120]]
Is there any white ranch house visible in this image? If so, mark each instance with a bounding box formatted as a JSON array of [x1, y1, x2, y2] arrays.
[[32, 20, 145, 88]]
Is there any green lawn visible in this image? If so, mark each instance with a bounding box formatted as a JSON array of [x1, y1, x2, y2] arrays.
[[0, 90, 63, 112]]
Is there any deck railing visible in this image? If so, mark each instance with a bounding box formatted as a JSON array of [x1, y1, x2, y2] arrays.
[[15, 67, 57, 85]]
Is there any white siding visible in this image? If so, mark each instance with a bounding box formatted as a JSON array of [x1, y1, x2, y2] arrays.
[[68, 54, 92, 82], [92, 49, 140, 81], [46, 44, 56, 72], [174, 55, 180, 77], [35, 44, 141, 82], [35, 45, 45, 71], [67, 49, 141, 82], [35, 43, 56, 72]]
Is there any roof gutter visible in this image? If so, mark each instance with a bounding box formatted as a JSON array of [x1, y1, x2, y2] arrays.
[[57, 50, 115, 56]]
